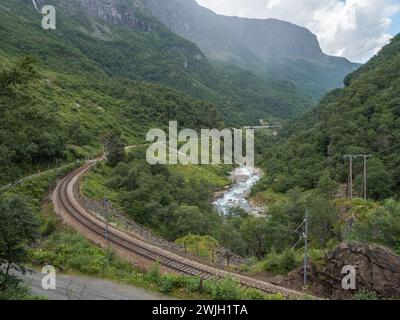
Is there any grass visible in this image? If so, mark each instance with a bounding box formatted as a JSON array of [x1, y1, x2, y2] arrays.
[[176, 235, 219, 261], [251, 188, 288, 208], [80, 163, 119, 202], [170, 164, 230, 189]]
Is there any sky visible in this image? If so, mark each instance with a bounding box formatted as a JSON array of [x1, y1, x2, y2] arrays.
[[195, 0, 400, 63]]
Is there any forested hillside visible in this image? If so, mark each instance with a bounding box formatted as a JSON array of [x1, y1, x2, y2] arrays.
[[0, 54, 221, 185], [255, 34, 400, 200], [1, 0, 311, 125]]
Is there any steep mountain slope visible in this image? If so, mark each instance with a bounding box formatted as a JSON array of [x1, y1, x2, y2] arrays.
[[2, 0, 312, 125], [255, 34, 400, 200], [0, 0, 226, 185], [141, 0, 360, 100]]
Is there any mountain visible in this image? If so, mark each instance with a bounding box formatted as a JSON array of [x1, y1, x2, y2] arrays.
[[0, 0, 224, 184], [140, 0, 361, 100], [1, 0, 312, 125], [255, 34, 400, 200]]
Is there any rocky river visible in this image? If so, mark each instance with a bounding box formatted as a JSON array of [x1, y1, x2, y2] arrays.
[[213, 166, 264, 215]]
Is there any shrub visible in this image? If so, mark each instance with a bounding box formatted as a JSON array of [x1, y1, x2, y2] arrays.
[[146, 263, 161, 283], [210, 278, 241, 300], [264, 249, 302, 275], [354, 290, 379, 300], [183, 276, 202, 293], [241, 288, 267, 300], [159, 274, 183, 293]]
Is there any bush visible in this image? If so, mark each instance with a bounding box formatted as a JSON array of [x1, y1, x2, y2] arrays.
[[209, 278, 242, 300], [354, 290, 379, 300], [159, 274, 183, 293], [146, 263, 161, 283], [183, 276, 202, 293], [0, 275, 31, 300], [264, 249, 302, 275], [241, 288, 267, 300]]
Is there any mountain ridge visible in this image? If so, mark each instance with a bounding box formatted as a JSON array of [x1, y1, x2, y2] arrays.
[[140, 0, 360, 100]]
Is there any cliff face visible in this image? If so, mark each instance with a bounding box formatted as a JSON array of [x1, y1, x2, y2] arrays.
[[140, 0, 361, 100], [281, 242, 400, 300], [141, 0, 324, 61], [30, 0, 360, 99], [34, 0, 151, 31]]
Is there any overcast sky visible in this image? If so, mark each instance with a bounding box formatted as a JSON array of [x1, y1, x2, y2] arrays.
[[195, 0, 400, 63]]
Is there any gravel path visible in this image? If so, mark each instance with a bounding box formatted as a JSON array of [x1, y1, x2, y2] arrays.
[[17, 269, 174, 300]]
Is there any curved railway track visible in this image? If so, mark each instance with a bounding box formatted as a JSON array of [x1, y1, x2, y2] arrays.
[[53, 163, 312, 299]]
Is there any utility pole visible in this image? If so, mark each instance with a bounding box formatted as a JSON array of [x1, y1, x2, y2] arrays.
[[292, 210, 309, 290], [303, 210, 309, 290], [362, 155, 372, 200], [344, 154, 372, 200], [349, 156, 353, 200], [103, 198, 110, 246]]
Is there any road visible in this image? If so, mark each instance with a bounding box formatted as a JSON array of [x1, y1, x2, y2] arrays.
[[16, 269, 173, 300]]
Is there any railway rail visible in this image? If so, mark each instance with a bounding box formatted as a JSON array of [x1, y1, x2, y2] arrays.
[[53, 162, 315, 299]]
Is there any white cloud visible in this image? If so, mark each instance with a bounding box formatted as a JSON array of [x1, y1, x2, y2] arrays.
[[195, 0, 400, 62]]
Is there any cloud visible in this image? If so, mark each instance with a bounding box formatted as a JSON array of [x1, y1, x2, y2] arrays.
[[196, 0, 400, 62]]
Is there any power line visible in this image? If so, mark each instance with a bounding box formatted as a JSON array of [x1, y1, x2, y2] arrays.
[[292, 210, 309, 289], [344, 154, 372, 200], [303, 210, 309, 289]]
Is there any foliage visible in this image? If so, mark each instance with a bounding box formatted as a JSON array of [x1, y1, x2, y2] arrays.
[[103, 132, 126, 167], [0, 195, 39, 292], [0, 56, 38, 90], [349, 199, 400, 252], [255, 35, 400, 200], [83, 160, 224, 240], [0, 274, 32, 300], [0, 0, 311, 129], [206, 278, 242, 300], [176, 235, 219, 260], [353, 290, 379, 300], [262, 249, 303, 275]]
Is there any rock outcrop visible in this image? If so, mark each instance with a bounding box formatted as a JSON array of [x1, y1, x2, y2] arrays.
[[280, 242, 400, 300]]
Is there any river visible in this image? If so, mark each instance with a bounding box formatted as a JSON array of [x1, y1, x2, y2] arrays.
[[213, 166, 263, 215]]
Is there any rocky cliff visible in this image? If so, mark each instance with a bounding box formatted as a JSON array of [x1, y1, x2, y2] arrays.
[[140, 0, 361, 99], [280, 242, 400, 300]]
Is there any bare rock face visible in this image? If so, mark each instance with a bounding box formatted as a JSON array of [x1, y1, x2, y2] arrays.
[[280, 242, 400, 300], [34, 0, 151, 31], [324, 243, 400, 299], [140, 0, 360, 100]]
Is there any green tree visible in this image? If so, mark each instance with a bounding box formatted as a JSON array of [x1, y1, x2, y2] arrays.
[[0, 56, 38, 90], [352, 199, 400, 251], [104, 133, 126, 167], [0, 196, 39, 289], [305, 191, 339, 247], [173, 205, 207, 238], [216, 223, 247, 256], [365, 159, 394, 200], [317, 172, 339, 198], [240, 217, 269, 259]]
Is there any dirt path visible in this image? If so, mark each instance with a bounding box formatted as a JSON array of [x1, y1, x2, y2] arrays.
[[17, 269, 174, 300]]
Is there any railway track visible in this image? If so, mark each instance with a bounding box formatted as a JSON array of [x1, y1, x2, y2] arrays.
[[53, 163, 313, 299]]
